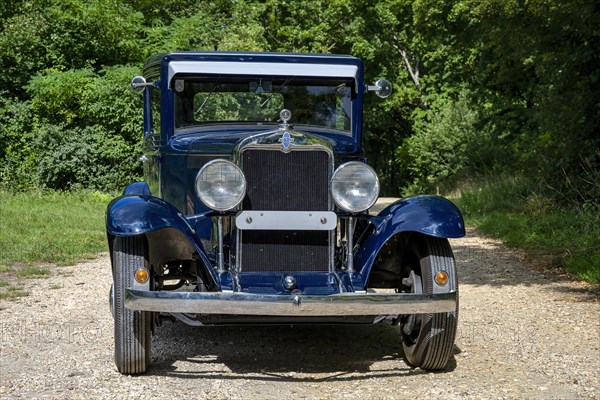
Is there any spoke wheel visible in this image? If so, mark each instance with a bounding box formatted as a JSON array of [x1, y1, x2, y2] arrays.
[[400, 236, 458, 371], [113, 236, 152, 374]]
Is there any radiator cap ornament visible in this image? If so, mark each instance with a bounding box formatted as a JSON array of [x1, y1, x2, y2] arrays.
[[278, 109, 294, 150], [280, 108, 292, 124]]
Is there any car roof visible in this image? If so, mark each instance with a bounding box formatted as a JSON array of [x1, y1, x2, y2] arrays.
[[143, 51, 363, 74]]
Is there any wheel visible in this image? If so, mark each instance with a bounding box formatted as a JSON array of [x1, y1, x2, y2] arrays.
[[113, 236, 152, 374], [400, 236, 458, 371]]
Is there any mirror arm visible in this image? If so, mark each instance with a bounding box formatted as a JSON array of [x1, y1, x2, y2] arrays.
[[131, 76, 158, 93], [132, 81, 156, 90], [364, 79, 392, 98]]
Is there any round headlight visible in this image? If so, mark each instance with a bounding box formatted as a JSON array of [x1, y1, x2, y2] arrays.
[[331, 162, 380, 213], [195, 160, 246, 211]]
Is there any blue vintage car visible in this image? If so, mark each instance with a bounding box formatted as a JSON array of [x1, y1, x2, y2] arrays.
[[107, 51, 465, 374]]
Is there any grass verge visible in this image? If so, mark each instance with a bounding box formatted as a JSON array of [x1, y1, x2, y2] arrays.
[[0, 190, 112, 300], [454, 177, 600, 283], [0, 190, 111, 267]]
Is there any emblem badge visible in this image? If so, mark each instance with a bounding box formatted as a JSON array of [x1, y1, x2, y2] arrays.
[[279, 131, 294, 149]]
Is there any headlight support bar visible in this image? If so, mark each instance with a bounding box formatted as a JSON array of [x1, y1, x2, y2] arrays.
[[347, 216, 355, 275], [217, 215, 225, 274]]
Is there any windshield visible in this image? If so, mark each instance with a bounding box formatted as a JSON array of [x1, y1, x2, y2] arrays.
[[173, 75, 353, 133]]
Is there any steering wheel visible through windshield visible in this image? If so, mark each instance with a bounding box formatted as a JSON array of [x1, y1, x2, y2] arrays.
[[173, 75, 353, 134]]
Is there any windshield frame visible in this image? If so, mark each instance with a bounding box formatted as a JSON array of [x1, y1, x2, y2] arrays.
[[172, 74, 355, 135]]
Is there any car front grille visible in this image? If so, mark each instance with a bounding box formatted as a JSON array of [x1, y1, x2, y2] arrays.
[[239, 148, 332, 273]]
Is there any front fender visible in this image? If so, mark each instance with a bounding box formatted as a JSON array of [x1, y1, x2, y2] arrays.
[[106, 195, 219, 288], [106, 194, 193, 236], [122, 181, 151, 196], [356, 195, 465, 281]]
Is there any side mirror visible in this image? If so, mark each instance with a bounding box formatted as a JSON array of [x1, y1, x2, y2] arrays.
[[131, 76, 155, 93], [365, 79, 392, 98]]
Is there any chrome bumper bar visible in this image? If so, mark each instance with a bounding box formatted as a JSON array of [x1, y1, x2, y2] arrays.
[[125, 289, 457, 316]]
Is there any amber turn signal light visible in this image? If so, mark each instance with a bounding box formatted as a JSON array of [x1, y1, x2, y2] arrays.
[[434, 271, 449, 286], [134, 268, 149, 284]]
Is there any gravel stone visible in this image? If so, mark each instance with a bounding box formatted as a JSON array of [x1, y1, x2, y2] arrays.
[[1, 229, 598, 399]]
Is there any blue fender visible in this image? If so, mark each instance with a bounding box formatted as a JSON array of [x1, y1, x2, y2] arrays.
[[106, 193, 218, 287], [106, 194, 194, 236], [122, 181, 151, 196], [355, 195, 465, 284]]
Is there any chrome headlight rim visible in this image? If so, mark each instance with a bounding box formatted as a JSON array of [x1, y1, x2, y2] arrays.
[[195, 159, 247, 212], [330, 161, 380, 213]]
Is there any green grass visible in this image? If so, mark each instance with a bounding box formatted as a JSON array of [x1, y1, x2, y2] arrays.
[[455, 177, 600, 283], [15, 266, 51, 278], [0, 283, 29, 300], [0, 190, 112, 267]]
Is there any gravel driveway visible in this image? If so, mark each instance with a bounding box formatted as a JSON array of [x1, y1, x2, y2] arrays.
[[1, 230, 598, 399]]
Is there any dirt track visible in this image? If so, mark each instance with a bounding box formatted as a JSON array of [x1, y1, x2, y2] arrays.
[[1, 229, 599, 399]]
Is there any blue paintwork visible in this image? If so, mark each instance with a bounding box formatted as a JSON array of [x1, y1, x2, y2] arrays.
[[106, 195, 189, 236], [106, 195, 219, 287], [354, 195, 466, 286], [122, 181, 151, 196], [237, 273, 345, 295]]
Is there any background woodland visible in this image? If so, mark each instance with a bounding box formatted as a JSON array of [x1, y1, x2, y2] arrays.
[[0, 0, 598, 280]]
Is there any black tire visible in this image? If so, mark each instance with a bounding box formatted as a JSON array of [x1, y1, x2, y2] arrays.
[[113, 236, 152, 374], [400, 236, 458, 371]]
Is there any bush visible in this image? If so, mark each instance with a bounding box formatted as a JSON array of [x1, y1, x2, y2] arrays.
[[21, 65, 144, 191], [32, 124, 139, 191], [0, 98, 36, 191], [398, 90, 479, 194], [27, 65, 143, 135]]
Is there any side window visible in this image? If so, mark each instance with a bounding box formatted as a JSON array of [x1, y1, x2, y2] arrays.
[[143, 86, 161, 147], [151, 87, 161, 138], [143, 86, 161, 196]]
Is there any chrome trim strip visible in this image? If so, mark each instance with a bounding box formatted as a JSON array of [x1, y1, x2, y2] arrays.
[[125, 289, 457, 316], [236, 211, 336, 231]]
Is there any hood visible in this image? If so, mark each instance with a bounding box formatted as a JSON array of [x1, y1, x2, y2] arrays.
[[167, 124, 359, 156]]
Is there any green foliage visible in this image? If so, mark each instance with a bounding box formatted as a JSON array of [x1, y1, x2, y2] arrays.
[[42, 0, 144, 68], [31, 124, 137, 191], [457, 177, 600, 283], [80, 65, 145, 142], [263, 0, 353, 53], [0, 0, 598, 282], [27, 68, 96, 125], [22, 65, 143, 191], [399, 90, 480, 194], [0, 98, 36, 190], [15, 266, 51, 278], [145, 2, 268, 54], [0, 191, 110, 266], [0, 0, 143, 98], [0, 1, 49, 97], [0, 284, 29, 301], [453, 0, 599, 204]]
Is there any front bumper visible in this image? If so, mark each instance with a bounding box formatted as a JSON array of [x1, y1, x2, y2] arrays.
[[125, 289, 457, 316]]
